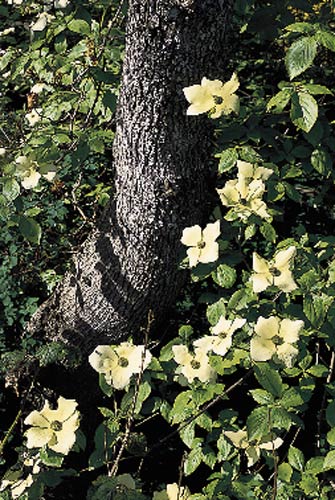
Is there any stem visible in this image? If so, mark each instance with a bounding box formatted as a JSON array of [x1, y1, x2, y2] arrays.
[[148, 368, 253, 454], [109, 311, 153, 477], [0, 408, 22, 456]]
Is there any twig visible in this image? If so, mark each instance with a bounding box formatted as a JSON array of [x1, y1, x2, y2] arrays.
[[109, 310, 153, 477], [147, 368, 253, 454], [316, 349, 335, 451], [71, 173, 90, 222], [0, 408, 22, 456]]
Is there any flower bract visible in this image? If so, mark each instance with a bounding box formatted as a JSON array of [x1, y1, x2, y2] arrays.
[[25, 108, 42, 126], [24, 396, 80, 455], [217, 161, 273, 221], [252, 245, 298, 293], [194, 316, 246, 356], [172, 345, 216, 384], [15, 155, 56, 189], [225, 429, 283, 466], [183, 73, 239, 119], [88, 342, 152, 390], [181, 220, 220, 267], [153, 482, 191, 500], [250, 315, 304, 367]]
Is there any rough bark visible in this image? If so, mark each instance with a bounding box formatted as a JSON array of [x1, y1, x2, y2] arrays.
[[27, 0, 232, 354]]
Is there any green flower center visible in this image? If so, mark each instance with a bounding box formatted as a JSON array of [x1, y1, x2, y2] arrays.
[[118, 357, 129, 367], [191, 360, 201, 370], [197, 241, 206, 249], [50, 420, 63, 432], [269, 266, 281, 277], [273, 335, 284, 345], [214, 95, 223, 105]]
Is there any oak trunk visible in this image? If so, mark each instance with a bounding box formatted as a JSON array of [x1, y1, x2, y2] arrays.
[[27, 0, 232, 354]]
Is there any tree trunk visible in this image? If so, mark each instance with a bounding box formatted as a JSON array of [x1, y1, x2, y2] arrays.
[[27, 0, 232, 354]]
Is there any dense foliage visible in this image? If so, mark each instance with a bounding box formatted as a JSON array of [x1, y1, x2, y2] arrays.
[[1, 0, 335, 498]]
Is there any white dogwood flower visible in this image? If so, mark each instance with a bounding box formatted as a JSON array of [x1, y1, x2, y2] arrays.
[[172, 345, 216, 384], [250, 316, 304, 367], [252, 246, 298, 293], [153, 482, 191, 500], [89, 343, 152, 390], [183, 74, 239, 118], [181, 220, 220, 267], [225, 429, 283, 466], [194, 316, 246, 356], [24, 396, 80, 455]]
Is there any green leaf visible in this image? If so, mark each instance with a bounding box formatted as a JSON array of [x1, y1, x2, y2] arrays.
[[206, 298, 226, 325], [212, 264, 237, 289], [278, 463, 293, 482], [271, 407, 293, 430], [280, 387, 305, 408], [202, 444, 217, 469], [305, 456, 324, 474], [244, 224, 257, 240], [249, 389, 274, 405], [3, 178, 20, 201], [170, 391, 195, 424], [217, 432, 232, 461], [184, 443, 203, 475], [179, 422, 195, 448], [89, 424, 114, 469], [303, 84, 333, 95], [260, 222, 277, 243], [300, 474, 319, 495], [246, 406, 270, 441], [159, 339, 179, 362], [102, 90, 117, 112], [288, 446, 305, 471], [267, 88, 292, 113], [40, 448, 64, 468], [18, 216, 41, 244], [324, 450, 335, 470], [307, 364, 328, 377], [285, 22, 315, 34], [290, 91, 318, 132], [317, 30, 335, 52], [99, 373, 113, 397], [326, 400, 335, 426], [326, 427, 335, 446], [68, 19, 91, 35], [310, 148, 332, 177], [217, 149, 238, 173], [228, 287, 255, 310], [303, 293, 333, 328], [285, 36, 317, 80], [254, 363, 283, 397]]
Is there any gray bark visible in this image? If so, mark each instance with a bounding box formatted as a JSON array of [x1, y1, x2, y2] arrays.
[[27, 0, 232, 354]]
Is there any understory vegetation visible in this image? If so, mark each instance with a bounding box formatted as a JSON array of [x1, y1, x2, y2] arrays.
[[1, 0, 335, 498]]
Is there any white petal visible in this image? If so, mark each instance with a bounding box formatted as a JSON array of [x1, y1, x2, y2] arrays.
[[255, 316, 279, 339], [221, 73, 239, 96], [181, 225, 202, 247], [274, 246, 296, 270], [187, 247, 201, 267], [25, 427, 52, 449], [250, 336, 275, 362], [276, 343, 299, 368], [279, 319, 304, 344], [202, 220, 220, 243], [198, 241, 219, 264], [224, 429, 248, 448], [274, 270, 297, 292], [21, 170, 41, 189], [88, 345, 116, 373]]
